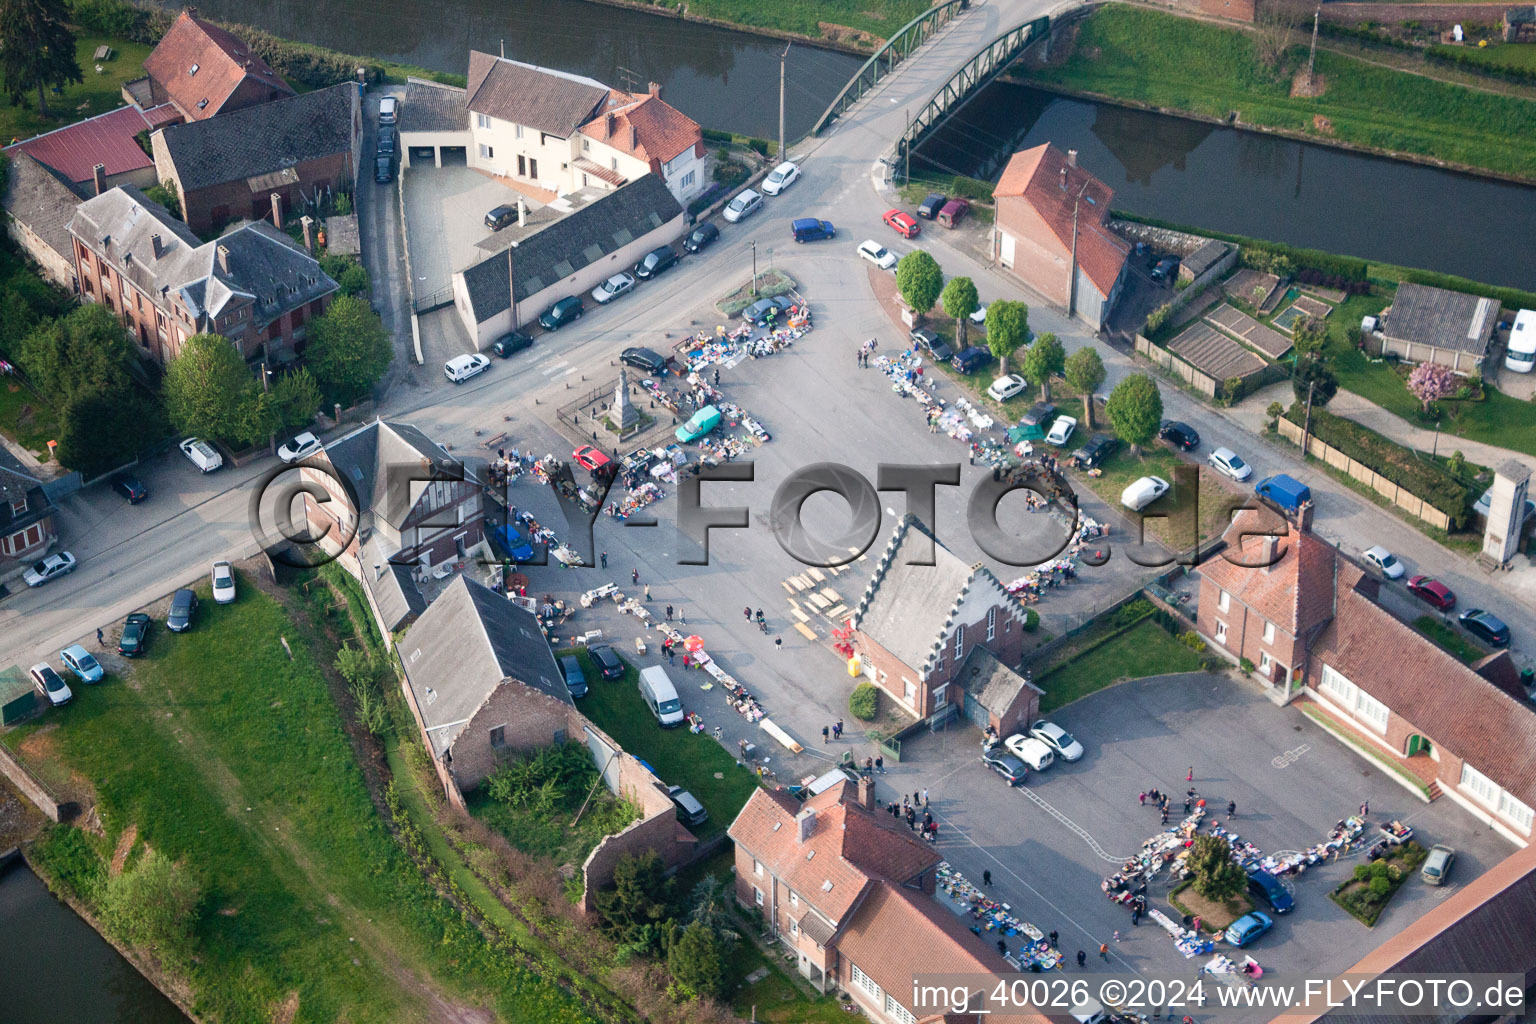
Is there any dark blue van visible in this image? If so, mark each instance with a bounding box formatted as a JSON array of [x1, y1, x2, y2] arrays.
[[791, 218, 835, 242]]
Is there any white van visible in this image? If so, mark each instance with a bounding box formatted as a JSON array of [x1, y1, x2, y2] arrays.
[[639, 666, 685, 727], [378, 96, 398, 124], [1121, 475, 1170, 511], [1005, 735, 1055, 771], [179, 437, 223, 473], [444, 353, 490, 383], [1505, 309, 1536, 374]]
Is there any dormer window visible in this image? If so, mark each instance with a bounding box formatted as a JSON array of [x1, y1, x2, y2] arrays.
[[197, 98, 209, 109], [9, 497, 26, 516], [188, 63, 199, 75]]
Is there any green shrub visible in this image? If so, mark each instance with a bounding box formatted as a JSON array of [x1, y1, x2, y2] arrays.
[[1179, 631, 1207, 653], [1024, 608, 1040, 632], [1368, 875, 1392, 898], [1111, 598, 1154, 629], [1353, 864, 1372, 883], [1239, 657, 1256, 675], [849, 683, 879, 721]]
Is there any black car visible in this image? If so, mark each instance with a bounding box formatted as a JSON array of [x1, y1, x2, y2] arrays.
[[1159, 420, 1200, 451], [742, 295, 793, 326], [492, 330, 534, 357], [374, 155, 394, 184], [909, 326, 954, 362], [1459, 608, 1511, 647], [951, 346, 993, 375], [1150, 256, 1180, 283], [633, 245, 678, 280], [917, 192, 946, 219], [621, 347, 668, 375], [166, 588, 198, 633], [118, 612, 151, 657], [1247, 869, 1294, 914], [376, 130, 396, 156], [589, 644, 626, 680], [112, 474, 148, 503], [682, 223, 719, 253], [537, 295, 583, 331], [1071, 434, 1119, 470], [981, 745, 1028, 786], [485, 204, 518, 231], [1020, 402, 1059, 431], [559, 655, 588, 698]]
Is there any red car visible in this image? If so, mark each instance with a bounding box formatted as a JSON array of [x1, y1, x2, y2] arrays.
[[883, 208, 920, 239], [572, 445, 612, 473], [1406, 575, 1456, 611]]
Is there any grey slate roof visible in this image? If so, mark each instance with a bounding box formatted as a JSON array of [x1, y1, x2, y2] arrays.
[[460, 173, 682, 324], [0, 448, 53, 539], [960, 646, 1038, 717], [156, 82, 356, 192], [400, 575, 571, 758], [1181, 239, 1230, 280], [2, 153, 86, 259], [359, 533, 427, 632], [465, 51, 609, 138], [400, 78, 468, 133], [1382, 282, 1498, 356], [320, 419, 464, 529]]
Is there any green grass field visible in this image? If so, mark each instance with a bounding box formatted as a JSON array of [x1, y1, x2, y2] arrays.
[[1074, 442, 1243, 552], [1, 37, 155, 144], [1412, 614, 1489, 664], [1430, 42, 1536, 74], [1028, 5, 1536, 179], [1036, 619, 1203, 711], [0, 379, 59, 461]]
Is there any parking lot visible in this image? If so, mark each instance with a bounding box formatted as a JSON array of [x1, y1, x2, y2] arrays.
[[400, 159, 536, 300]]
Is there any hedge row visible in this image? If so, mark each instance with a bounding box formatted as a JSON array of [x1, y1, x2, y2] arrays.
[[1113, 211, 1368, 281], [702, 128, 772, 157], [1426, 45, 1536, 86], [1397, 269, 1536, 314], [1285, 404, 1472, 525], [1315, 21, 1419, 50]]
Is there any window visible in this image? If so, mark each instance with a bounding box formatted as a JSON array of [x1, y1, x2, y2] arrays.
[[489, 725, 506, 748], [679, 169, 695, 189], [789, 919, 799, 936], [903, 679, 916, 703], [954, 625, 964, 658], [1262, 621, 1276, 644], [478, 144, 494, 159], [9, 497, 26, 516], [611, 157, 619, 171], [753, 887, 763, 907], [987, 607, 997, 642], [1217, 589, 1230, 612], [476, 113, 490, 128], [885, 993, 917, 1024], [529, 158, 538, 178], [1461, 763, 1499, 808], [1320, 666, 1388, 733], [850, 963, 882, 1000], [1498, 791, 1534, 831], [789, 891, 798, 908], [515, 124, 524, 139], [583, 138, 590, 151], [753, 859, 762, 877], [1214, 620, 1228, 645], [517, 155, 526, 176]]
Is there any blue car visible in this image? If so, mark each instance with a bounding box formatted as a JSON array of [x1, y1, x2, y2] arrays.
[[1225, 911, 1273, 948], [59, 644, 104, 684], [1246, 870, 1294, 914]]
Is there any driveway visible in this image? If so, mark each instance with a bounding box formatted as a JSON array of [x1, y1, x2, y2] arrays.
[[401, 161, 529, 302], [355, 86, 415, 396]]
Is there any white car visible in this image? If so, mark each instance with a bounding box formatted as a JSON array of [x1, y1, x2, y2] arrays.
[[1045, 415, 1077, 447], [23, 551, 77, 587], [722, 188, 762, 222], [1207, 446, 1253, 482], [970, 304, 988, 325], [30, 662, 72, 707], [1030, 720, 1085, 762], [761, 161, 799, 195], [1363, 545, 1406, 580], [1004, 734, 1055, 771], [857, 239, 897, 270], [1121, 475, 1170, 512], [987, 374, 1026, 402], [277, 431, 322, 464], [444, 353, 491, 383], [179, 436, 223, 473], [211, 560, 237, 604], [591, 272, 636, 304]]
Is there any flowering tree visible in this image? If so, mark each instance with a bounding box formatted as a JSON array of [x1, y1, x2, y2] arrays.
[[1406, 362, 1458, 411]]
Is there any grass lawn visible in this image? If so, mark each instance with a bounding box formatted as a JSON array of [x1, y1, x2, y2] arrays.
[[1027, 5, 1536, 179], [1075, 444, 1243, 552], [466, 780, 638, 867], [676, 0, 929, 46], [1412, 614, 1488, 664], [0, 37, 155, 144], [1430, 42, 1536, 74], [0, 379, 60, 461], [13, 577, 597, 1024], [563, 648, 759, 839], [1037, 619, 1203, 712]]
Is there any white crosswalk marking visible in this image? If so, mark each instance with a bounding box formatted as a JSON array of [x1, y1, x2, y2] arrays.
[[540, 359, 570, 376]]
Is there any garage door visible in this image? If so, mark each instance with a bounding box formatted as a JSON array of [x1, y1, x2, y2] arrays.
[[963, 691, 989, 730]]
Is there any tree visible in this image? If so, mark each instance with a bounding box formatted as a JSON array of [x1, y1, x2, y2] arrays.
[[164, 332, 263, 444], [144, 180, 181, 219], [592, 851, 675, 953], [1022, 332, 1065, 402], [336, 264, 370, 297], [1105, 373, 1163, 454], [0, 0, 83, 116], [1252, 0, 1304, 73], [1292, 355, 1338, 408], [18, 303, 139, 406], [270, 367, 322, 431], [100, 850, 202, 969], [1065, 347, 1106, 428], [985, 300, 1030, 374], [668, 920, 728, 1001], [688, 874, 735, 938], [1187, 835, 1247, 903], [55, 385, 165, 478], [1291, 315, 1328, 358], [1407, 361, 1458, 411], [940, 276, 978, 347], [895, 250, 943, 321], [306, 295, 393, 407]]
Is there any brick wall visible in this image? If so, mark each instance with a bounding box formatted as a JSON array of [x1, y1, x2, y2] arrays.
[[996, 196, 1072, 309], [174, 151, 354, 235], [1198, 574, 1304, 686], [447, 680, 577, 791]]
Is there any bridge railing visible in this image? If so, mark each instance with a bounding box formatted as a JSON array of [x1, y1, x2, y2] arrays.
[[809, 0, 969, 138]]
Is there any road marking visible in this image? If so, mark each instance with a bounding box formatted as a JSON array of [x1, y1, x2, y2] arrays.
[[540, 359, 571, 376], [554, 366, 579, 379], [1015, 784, 1133, 864], [1272, 744, 1310, 768]]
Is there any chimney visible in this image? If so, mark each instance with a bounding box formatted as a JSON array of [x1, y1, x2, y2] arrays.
[[605, 112, 615, 138], [1059, 166, 1067, 191], [1297, 499, 1315, 533], [92, 163, 107, 196], [857, 775, 875, 811], [300, 215, 315, 253], [216, 244, 230, 274], [516, 198, 526, 227], [1260, 534, 1279, 572], [796, 807, 817, 843], [1067, 148, 1078, 167], [151, 233, 163, 259], [270, 192, 283, 229], [647, 81, 661, 98]]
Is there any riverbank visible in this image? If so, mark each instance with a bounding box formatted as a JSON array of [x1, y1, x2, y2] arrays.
[[1019, 4, 1536, 182]]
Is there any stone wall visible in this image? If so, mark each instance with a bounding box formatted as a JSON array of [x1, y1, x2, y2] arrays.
[[0, 741, 63, 822], [1110, 219, 1218, 259]]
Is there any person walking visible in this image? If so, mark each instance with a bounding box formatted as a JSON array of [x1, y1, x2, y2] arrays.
[[1186, 766, 1194, 782], [1139, 792, 1147, 806], [1227, 800, 1237, 818], [1184, 796, 1192, 814], [839, 719, 846, 739], [832, 722, 840, 739], [96, 627, 105, 647], [1192, 916, 1202, 933], [644, 584, 651, 601], [1049, 931, 1059, 949], [1360, 799, 1370, 817], [998, 939, 1008, 957], [875, 755, 884, 774], [743, 606, 752, 621], [1099, 943, 1109, 961], [983, 870, 993, 887], [1076, 950, 1087, 969], [906, 808, 916, 831], [632, 568, 640, 585], [679, 610, 686, 625], [666, 604, 674, 621], [1161, 807, 1169, 825], [600, 551, 608, 568], [822, 726, 830, 744], [913, 791, 921, 806], [902, 794, 909, 809], [667, 648, 675, 665], [1131, 908, 1141, 927], [864, 756, 874, 775]]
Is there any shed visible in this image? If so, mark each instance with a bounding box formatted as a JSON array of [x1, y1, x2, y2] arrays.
[[0, 665, 39, 725]]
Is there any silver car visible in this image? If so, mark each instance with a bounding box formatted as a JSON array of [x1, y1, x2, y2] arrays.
[[1421, 844, 1455, 885], [1207, 446, 1252, 482]]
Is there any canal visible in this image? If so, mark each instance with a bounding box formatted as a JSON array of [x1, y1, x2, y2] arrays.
[[0, 859, 189, 1024]]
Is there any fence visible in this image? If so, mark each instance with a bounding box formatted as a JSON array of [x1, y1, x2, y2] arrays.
[[1275, 417, 1452, 530], [0, 739, 65, 822]]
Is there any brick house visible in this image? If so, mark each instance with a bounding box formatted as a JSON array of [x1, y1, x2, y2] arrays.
[[0, 451, 57, 576], [1, 153, 82, 291], [1372, 281, 1498, 375], [991, 143, 1130, 331], [69, 186, 337, 364], [151, 81, 362, 236], [849, 515, 1038, 733], [1198, 514, 1536, 846], [128, 8, 294, 123]]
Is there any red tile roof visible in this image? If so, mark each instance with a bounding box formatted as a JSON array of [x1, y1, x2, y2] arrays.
[[142, 10, 292, 121], [573, 156, 628, 188], [6, 106, 153, 185], [142, 103, 184, 129], [579, 92, 701, 166], [993, 143, 1130, 295], [1199, 510, 1338, 637]]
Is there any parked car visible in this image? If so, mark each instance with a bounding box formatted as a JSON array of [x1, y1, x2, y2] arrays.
[[179, 437, 223, 472], [981, 744, 1028, 785], [1158, 420, 1200, 451], [1406, 575, 1456, 611], [1247, 869, 1294, 914], [118, 612, 151, 657], [589, 644, 625, 680], [1225, 911, 1273, 948], [277, 431, 322, 464], [591, 272, 637, 304], [378, 95, 398, 124], [883, 208, 920, 238], [676, 405, 723, 443], [1206, 447, 1252, 482], [857, 239, 897, 270], [1029, 720, 1084, 761], [1473, 486, 1536, 524], [59, 645, 104, 684], [791, 217, 835, 242], [1421, 844, 1456, 885], [112, 474, 148, 504], [917, 192, 946, 219], [667, 784, 709, 826], [950, 346, 992, 374], [682, 223, 720, 253], [1121, 476, 1170, 512], [1019, 402, 1059, 433], [742, 295, 793, 326], [444, 353, 491, 383], [211, 560, 236, 604], [987, 374, 1026, 402], [970, 303, 988, 326], [1071, 434, 1118, 470], [559, 654, 588, 699], [23, 551, 76, 587], [538, 295, 584, 330], [485, 204, 518, 231], [1004, 734, 1054, 771], [909, 327, 953, 362], [936, 198, 970, 228], [1254, 474, 1312, 516], [1045, 415, 1077, 447], [1459, 608, 1510, 647], [492, 330, 534, 357], [621, 346, 668, 375], [633, 245, 678, 280], [722, 188, 762, 222], [166, 588, 198, 633], [761, 161, 800, 195], [1150, 256, 1180, 283], [1362, 545, 1406, 580], [30, 663, 72, 707], [376, 130, 396, 156], [374, 155, 395, 184], [573, 445, 612, 473]]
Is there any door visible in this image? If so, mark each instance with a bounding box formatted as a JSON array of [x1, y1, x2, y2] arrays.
[[999, 232, 1016, 269], [1407, 735, 1432, 756], [963, 691, 989, 729]]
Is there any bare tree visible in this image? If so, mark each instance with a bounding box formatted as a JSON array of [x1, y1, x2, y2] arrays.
[[1253, 0, 1306, 72]]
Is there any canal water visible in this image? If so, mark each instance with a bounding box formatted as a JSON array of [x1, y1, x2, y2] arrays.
[[0, 860, 190, 1024]]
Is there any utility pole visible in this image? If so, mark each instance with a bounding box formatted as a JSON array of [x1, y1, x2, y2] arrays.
[[1307, 5, 1320, 89], [778, 43, 791, 163], [903, 108, 910, 185], [1300, 379, 1316, 455], [751, 240, 759, 296]]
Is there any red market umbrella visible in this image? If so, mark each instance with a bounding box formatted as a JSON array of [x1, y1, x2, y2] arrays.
[[683, 635, 705, 653]]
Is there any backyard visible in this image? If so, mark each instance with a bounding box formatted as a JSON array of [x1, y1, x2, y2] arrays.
[[0, 36, 155, 143]]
